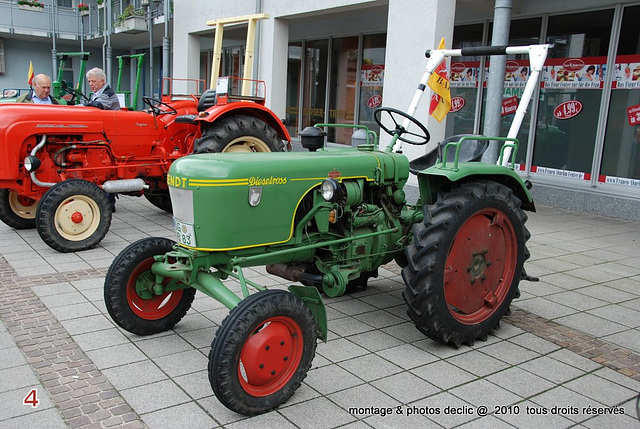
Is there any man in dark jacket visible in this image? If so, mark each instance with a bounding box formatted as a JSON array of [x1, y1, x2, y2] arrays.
[[83, 67, 120, 110], [16, 74, 60, 104]]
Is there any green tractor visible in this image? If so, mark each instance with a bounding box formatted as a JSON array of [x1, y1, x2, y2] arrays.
[[104, 44, 549, 415]]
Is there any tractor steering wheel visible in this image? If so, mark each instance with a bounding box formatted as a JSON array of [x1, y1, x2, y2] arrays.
[[374, 107, 430, 145], [60, 81, 89, 105], [142, 96, 178, 116]]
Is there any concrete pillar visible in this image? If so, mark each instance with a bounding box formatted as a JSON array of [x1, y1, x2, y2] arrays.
[[382, 0, 456, 180], [172, 33, 201, 93], [257, 17, 289, 118]]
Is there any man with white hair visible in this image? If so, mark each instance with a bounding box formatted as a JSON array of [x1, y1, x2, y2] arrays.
[[82, 67, 120, 110]]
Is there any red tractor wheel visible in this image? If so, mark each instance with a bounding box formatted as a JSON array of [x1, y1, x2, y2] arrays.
[[104, 237, 195, 335], [402, 180, 529, 347], [36, 180, 112, 252], [0, 189, 38, 229], [209, 289, 317, 415]]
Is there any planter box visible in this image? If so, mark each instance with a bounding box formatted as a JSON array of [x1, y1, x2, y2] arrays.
[[114, 16, 147, 34], [79, 10, 89, 16], [18, 5, 44, 12]]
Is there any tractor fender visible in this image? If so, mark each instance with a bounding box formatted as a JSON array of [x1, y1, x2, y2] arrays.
[[195, 102, 291, 142], [416, 163, 536, 212]]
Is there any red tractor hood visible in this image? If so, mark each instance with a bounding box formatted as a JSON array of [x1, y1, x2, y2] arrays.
[[0, 103, 168, 180]]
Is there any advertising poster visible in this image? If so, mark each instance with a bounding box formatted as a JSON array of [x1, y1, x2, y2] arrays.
[[541, 56, 606, 89], [612, 54, 640, 89], [449, 61, 479, 88], [360, 64, 385, 87]]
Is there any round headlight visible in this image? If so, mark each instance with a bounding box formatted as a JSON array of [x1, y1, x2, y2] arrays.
[[321, 179, 341, 202], [24, 155, 41, 173]]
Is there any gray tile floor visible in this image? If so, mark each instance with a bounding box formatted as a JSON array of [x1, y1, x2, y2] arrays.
[[0, 194, 639, 428]]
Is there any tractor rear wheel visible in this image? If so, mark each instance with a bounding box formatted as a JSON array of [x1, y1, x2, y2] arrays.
[[144, 191, 173, 213], [36, 180, 112, 252], [104, 237, 195, 335], [209, 289, 317, 415], [401, 180, 529, 347], [194, 115, 284, 154], [0, 189, 37, 229]]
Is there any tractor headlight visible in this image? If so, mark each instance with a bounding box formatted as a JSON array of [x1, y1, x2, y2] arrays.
[[321, 179, 342, 203], [24, 155, 41, 173]]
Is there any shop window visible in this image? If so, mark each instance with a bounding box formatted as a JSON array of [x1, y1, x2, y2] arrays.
[[358, 34, 386, 136], [301, 39, 329, 130], [601, 5, 640, 183], [286, 42, 302, 138], [532, 9, 613, 178], [327, 37, 358, 144], [449, 24, 484, 138]]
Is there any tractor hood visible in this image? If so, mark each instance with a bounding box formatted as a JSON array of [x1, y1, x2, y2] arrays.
[[167, 147, 409, 251], [0, 103, 195, 180]]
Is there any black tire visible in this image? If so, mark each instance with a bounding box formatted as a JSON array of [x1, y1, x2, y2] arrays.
[[401, 180, 530, 347], [0, 189, 37, 229], [104, 237, 196, 335], [209, 289, 317, 415], [36, 180, 112, 252], [194, 115, 284, 154], [144, 191, 173, 213]]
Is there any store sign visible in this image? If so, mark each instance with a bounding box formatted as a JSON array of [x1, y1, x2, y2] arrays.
[[501, 96, 518, 116], [553, 100, 583, 120], [367, 94, 382, 108], [450, 96, 465, 112], [627, 104, 640, 125]]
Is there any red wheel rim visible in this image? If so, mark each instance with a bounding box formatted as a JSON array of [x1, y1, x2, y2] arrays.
[[238, 316, 304, 397], [125, 258, 184, 320], [444, 208, 518, 325]]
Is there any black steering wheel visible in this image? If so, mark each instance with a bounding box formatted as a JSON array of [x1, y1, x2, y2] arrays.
[[374, 107, 430, 145], [142, 96, 178, 116], [60, 80, 89, 105]]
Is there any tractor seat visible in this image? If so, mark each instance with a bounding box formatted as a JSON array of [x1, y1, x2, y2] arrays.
[[197, 89, 217, 112], [409, 134, 488, 174], [174, 89, 218, 124]]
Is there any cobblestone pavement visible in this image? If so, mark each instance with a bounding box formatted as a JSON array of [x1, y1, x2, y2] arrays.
[[0, 196, 639, 428]]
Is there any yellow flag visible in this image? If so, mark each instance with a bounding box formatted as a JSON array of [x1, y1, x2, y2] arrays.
[[27, 61, 34, 86], [427, 38, 451, 122]]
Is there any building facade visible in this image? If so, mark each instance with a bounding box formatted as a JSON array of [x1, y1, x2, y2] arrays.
[[1, 0, 638, 219]]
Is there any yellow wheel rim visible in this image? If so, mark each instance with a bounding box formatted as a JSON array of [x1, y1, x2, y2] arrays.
[[8, 191, 37, 220], [54, 194, 101, 241], [222, 136, 272, 153]]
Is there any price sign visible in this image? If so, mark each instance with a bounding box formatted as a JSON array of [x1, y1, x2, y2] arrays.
[[554, 100, 583, 120]]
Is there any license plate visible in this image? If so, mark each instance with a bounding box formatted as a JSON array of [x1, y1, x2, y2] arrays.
[[174, 219, 196, 247]]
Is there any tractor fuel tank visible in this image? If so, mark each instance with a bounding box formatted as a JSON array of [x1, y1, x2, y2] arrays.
[[167, 146, 409, 251]]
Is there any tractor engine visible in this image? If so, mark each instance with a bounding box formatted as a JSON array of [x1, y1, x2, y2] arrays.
[[167, 146, 421, 297]]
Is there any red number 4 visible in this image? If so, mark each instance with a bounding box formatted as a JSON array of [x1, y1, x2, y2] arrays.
[[23, 389, 39, 408]]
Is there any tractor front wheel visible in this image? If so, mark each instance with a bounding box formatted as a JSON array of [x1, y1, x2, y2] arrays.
[[36, 180, 112, 252], [194, 115, 284, 154], [209, 290, 317, 415], [0, 189, 38, 229], [402, 180, 529, 347], [104, 237, 195, 335]]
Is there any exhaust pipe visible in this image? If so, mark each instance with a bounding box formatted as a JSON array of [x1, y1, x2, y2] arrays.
[[102, 178, 149, 193]]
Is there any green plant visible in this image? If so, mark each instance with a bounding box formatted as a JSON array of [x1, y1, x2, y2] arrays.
[[114, 4, 145, 27], [96, 0, 104, 5], [17, 0, 45, 8], [78, 3, 89, 12]]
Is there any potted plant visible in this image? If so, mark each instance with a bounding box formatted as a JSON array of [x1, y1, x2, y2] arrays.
[[77, 2, 89, 15], [114, 4, 146, 33], [17, 0, 45, 11], [96, 0, 104, 8]]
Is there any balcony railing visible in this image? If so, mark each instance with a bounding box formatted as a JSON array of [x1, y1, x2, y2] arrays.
[[0, 1, 170, 41]]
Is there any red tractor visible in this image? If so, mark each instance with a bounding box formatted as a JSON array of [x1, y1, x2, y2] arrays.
[[0, 77, 290, 252]]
